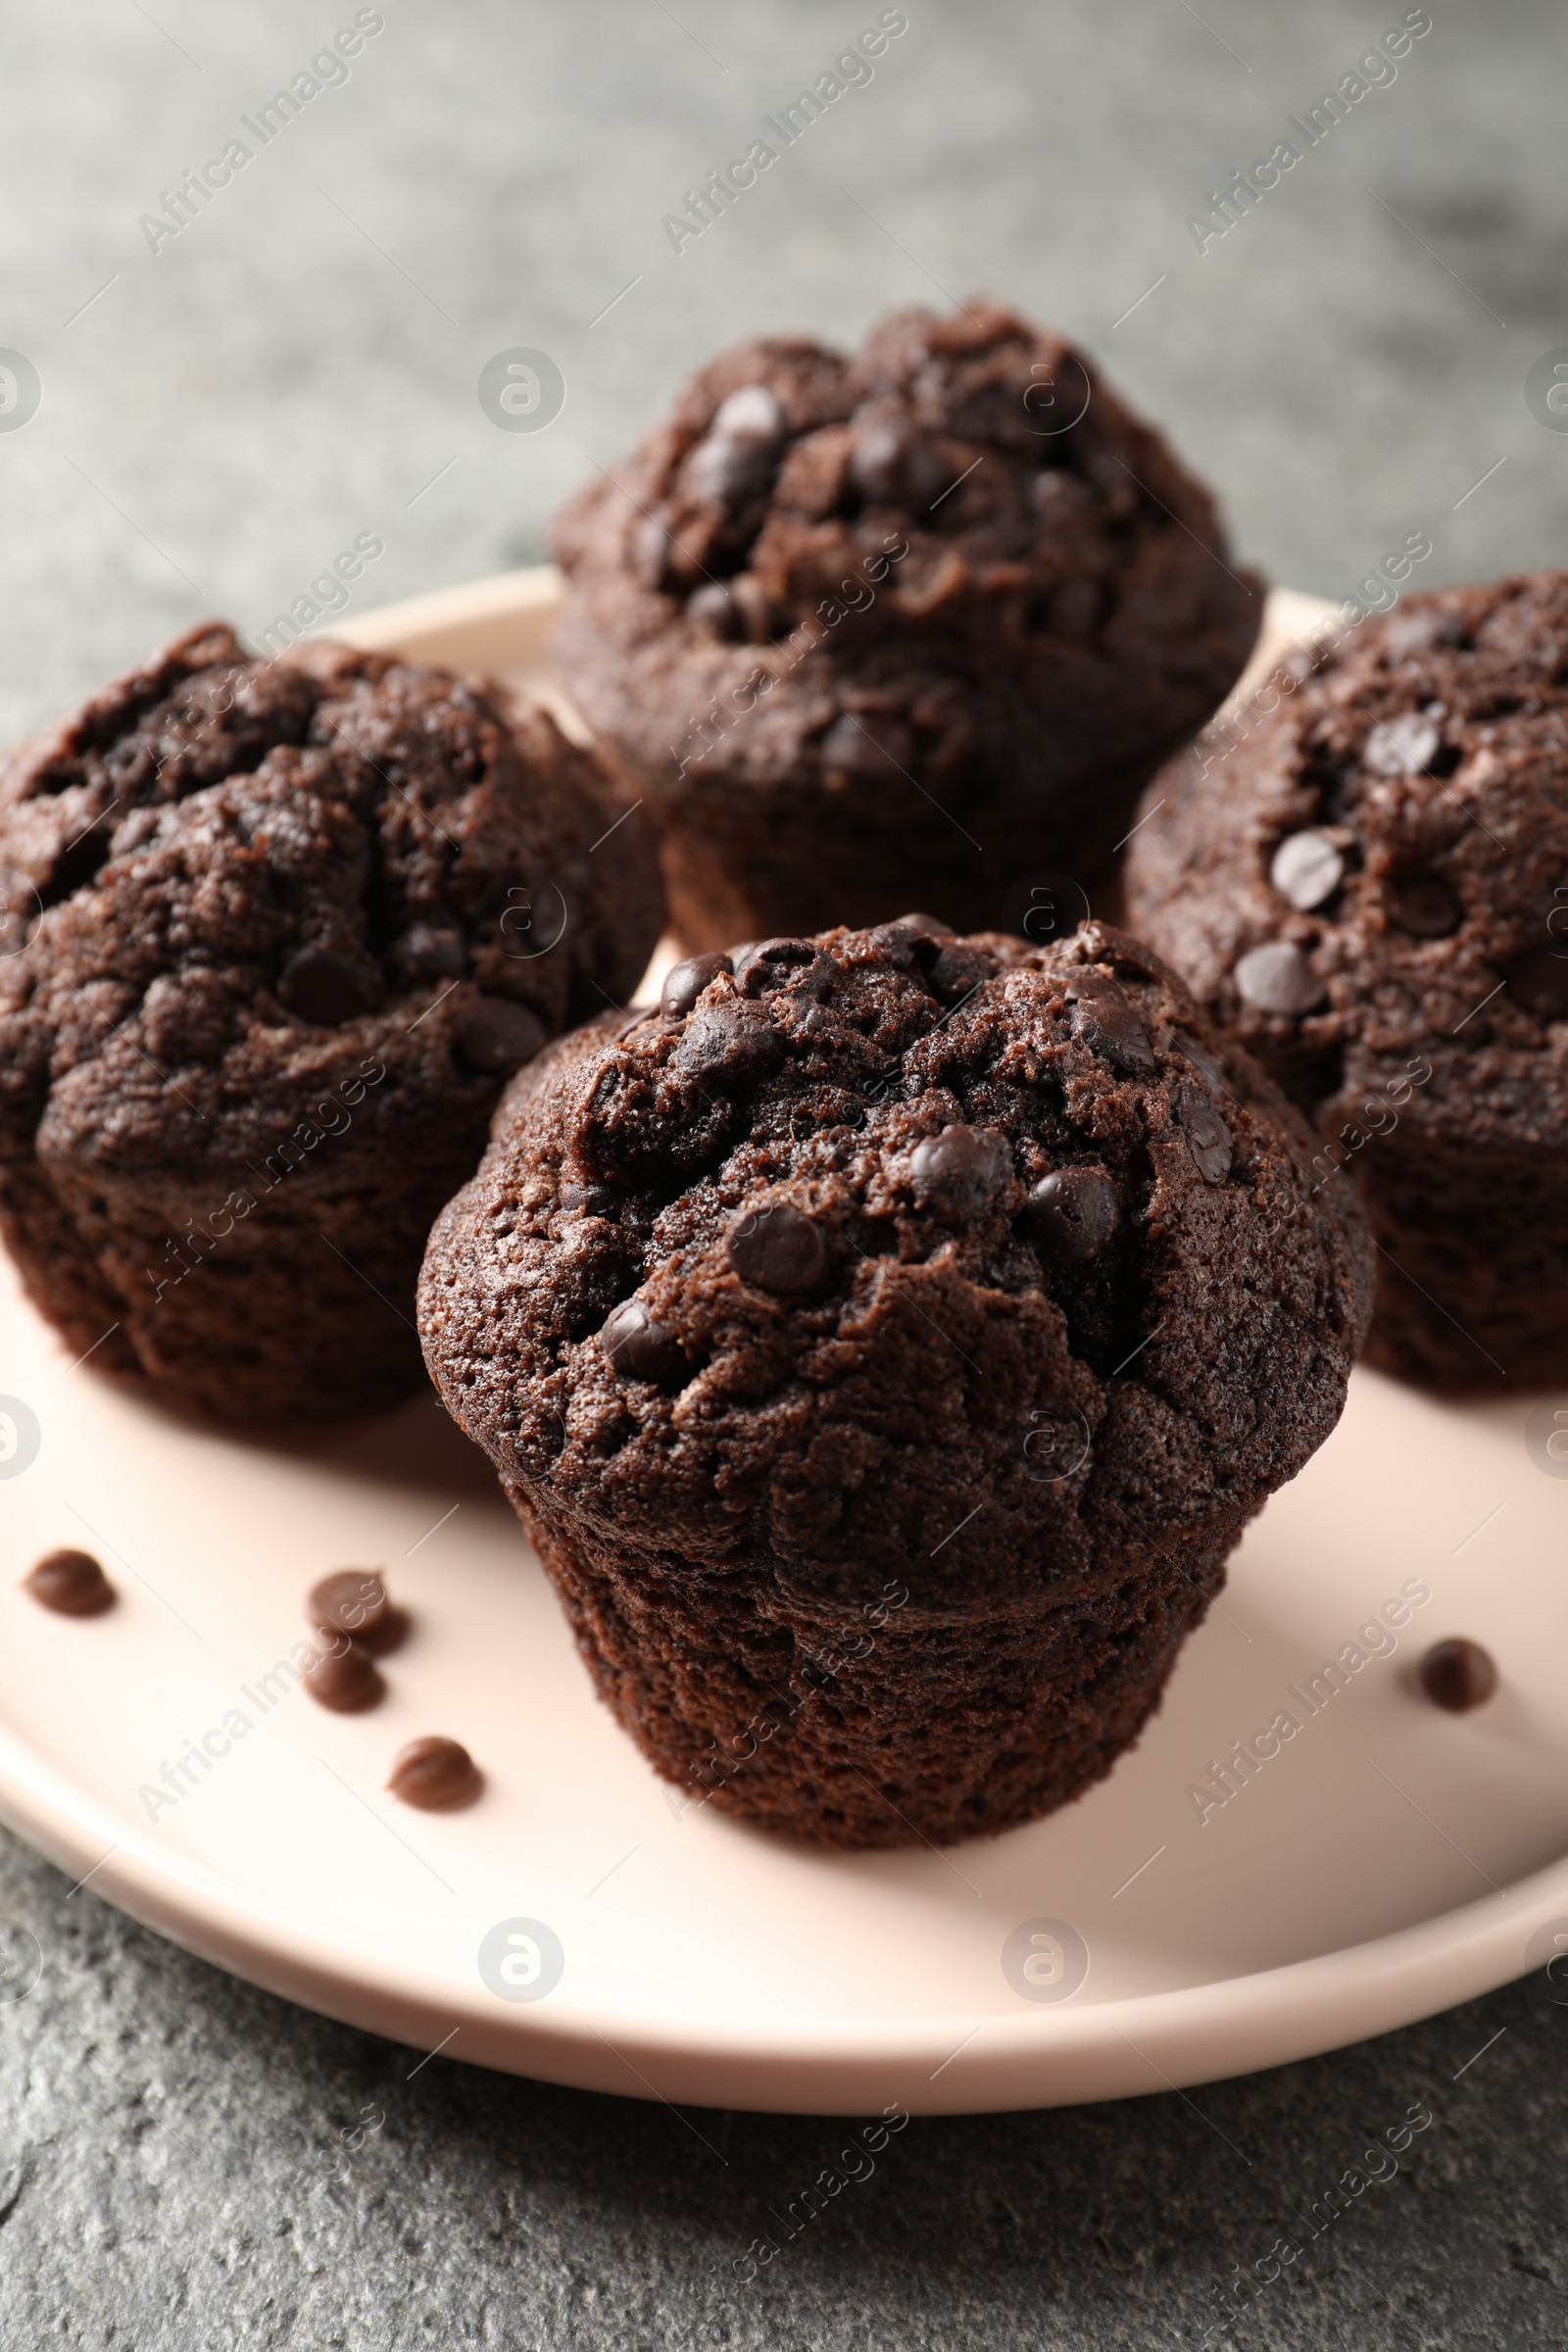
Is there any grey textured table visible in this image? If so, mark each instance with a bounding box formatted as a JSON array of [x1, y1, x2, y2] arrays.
[[2, 2, 1565, 2343]]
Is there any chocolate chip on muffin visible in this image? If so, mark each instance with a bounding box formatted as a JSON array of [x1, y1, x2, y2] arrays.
[[1174, 1086, 1234, 1182], [1509, 947, 1568, 1022], [1026, 1166, 1118, 1259], [456, 999, 550, 1075], [1124, 569, 1568, 1393], [1063, 971, 1157, 1071], [550, 299, 1262, 948], [1233, 941, 1327, 1017], [661, 950, 733, 1017], [908, 1122, 1012, 1217], [1270, 828, 1345, 912], [277, 948, 375, 1026], [725, 1200, 827, 1293], [418, 918, 1371, 1849], [601, 1297, 691, 1386], [0, 623, 663, 1422]]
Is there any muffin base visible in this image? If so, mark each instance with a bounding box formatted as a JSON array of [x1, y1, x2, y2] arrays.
[[653, 749, 1159, 952], [1354, 1133, 1568, 1395], [513, 1487, 1228, 1849], [5, 1124, 491, 1424]]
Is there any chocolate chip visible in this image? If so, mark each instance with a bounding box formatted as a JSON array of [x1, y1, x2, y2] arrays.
[[303, 1639, 385, 1713], [848, 416, 910, 502], [689, 432, 776, 509], [890, 911, 954, 943], [1067, 988, 1152, 1072], [1175, 1086, 1233, 1183], [662, 951, 733, 1017], [671, 1001, 783, 1081], [847, 414, 948, 507], [600, 1298, 690, 1387], [928, 944, 997, 1004], [456, 997, 547, 1075], [1419, 1638, 1497, 1712], [870, 912, 954, 969], [307, 1571, 408, 1654], [1363, 713, 1442, 778], [1031, 467, 1093, 522], [1383, 609, 1465, 658], [733, 937, 834, 1000], [909, 1124, 1011, 1218], [278, 948, 373, 1026], [711, 384, 786, 447], [309, 1570, 388, 1641], [1026, 1168, 1118, 1260], [1509, 950, 1568, 1023], [1061, 970, 1118, 1004], [726, 1202, 826, 1295], [1270, 830, 1345, 912], [24, 1547, 115, 1617], [362, 1607, 410, 1658], [819, 713, 915, 781], [687, 582, 742, 641], [386, 1736, 482, 1810], [1174, 1032, 1227, 1092], [1386, 873, 1460, 938], [1064, 973, 1155, 1073], [1234, 942, 1326, 1016], [397, 923, 466, 980]]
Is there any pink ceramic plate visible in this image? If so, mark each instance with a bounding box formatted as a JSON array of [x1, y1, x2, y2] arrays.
[[0, 574, 1563, 2116]]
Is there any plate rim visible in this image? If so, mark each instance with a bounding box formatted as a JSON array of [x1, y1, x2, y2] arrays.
[[0, 1698, 1561, 2116]]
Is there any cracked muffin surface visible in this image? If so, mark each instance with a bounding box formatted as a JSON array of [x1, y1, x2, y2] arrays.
[[420, 916, 1370, 1845], [1124, 571, 1568, 1392], [0, 621, 663, 1420], [550, 299, 1262, 948]]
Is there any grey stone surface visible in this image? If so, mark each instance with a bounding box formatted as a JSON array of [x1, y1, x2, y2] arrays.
[[1, 0, 1565, 2343], [1, 1830, 1563, 2351]]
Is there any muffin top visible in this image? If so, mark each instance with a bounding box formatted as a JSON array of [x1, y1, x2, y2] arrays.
[[550, 299, 1260, 791], [0, 623, 662, 1178], [1123, 572, 1568, 1153], [419, 919, 1372, 1617]]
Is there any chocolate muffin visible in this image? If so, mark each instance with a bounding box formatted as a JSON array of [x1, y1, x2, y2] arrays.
[[1124, 571, 1568, 1395], [550, 299, 1262, 949], [419, 917, 1371, 1848], [0, 621, 662, 1421]]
